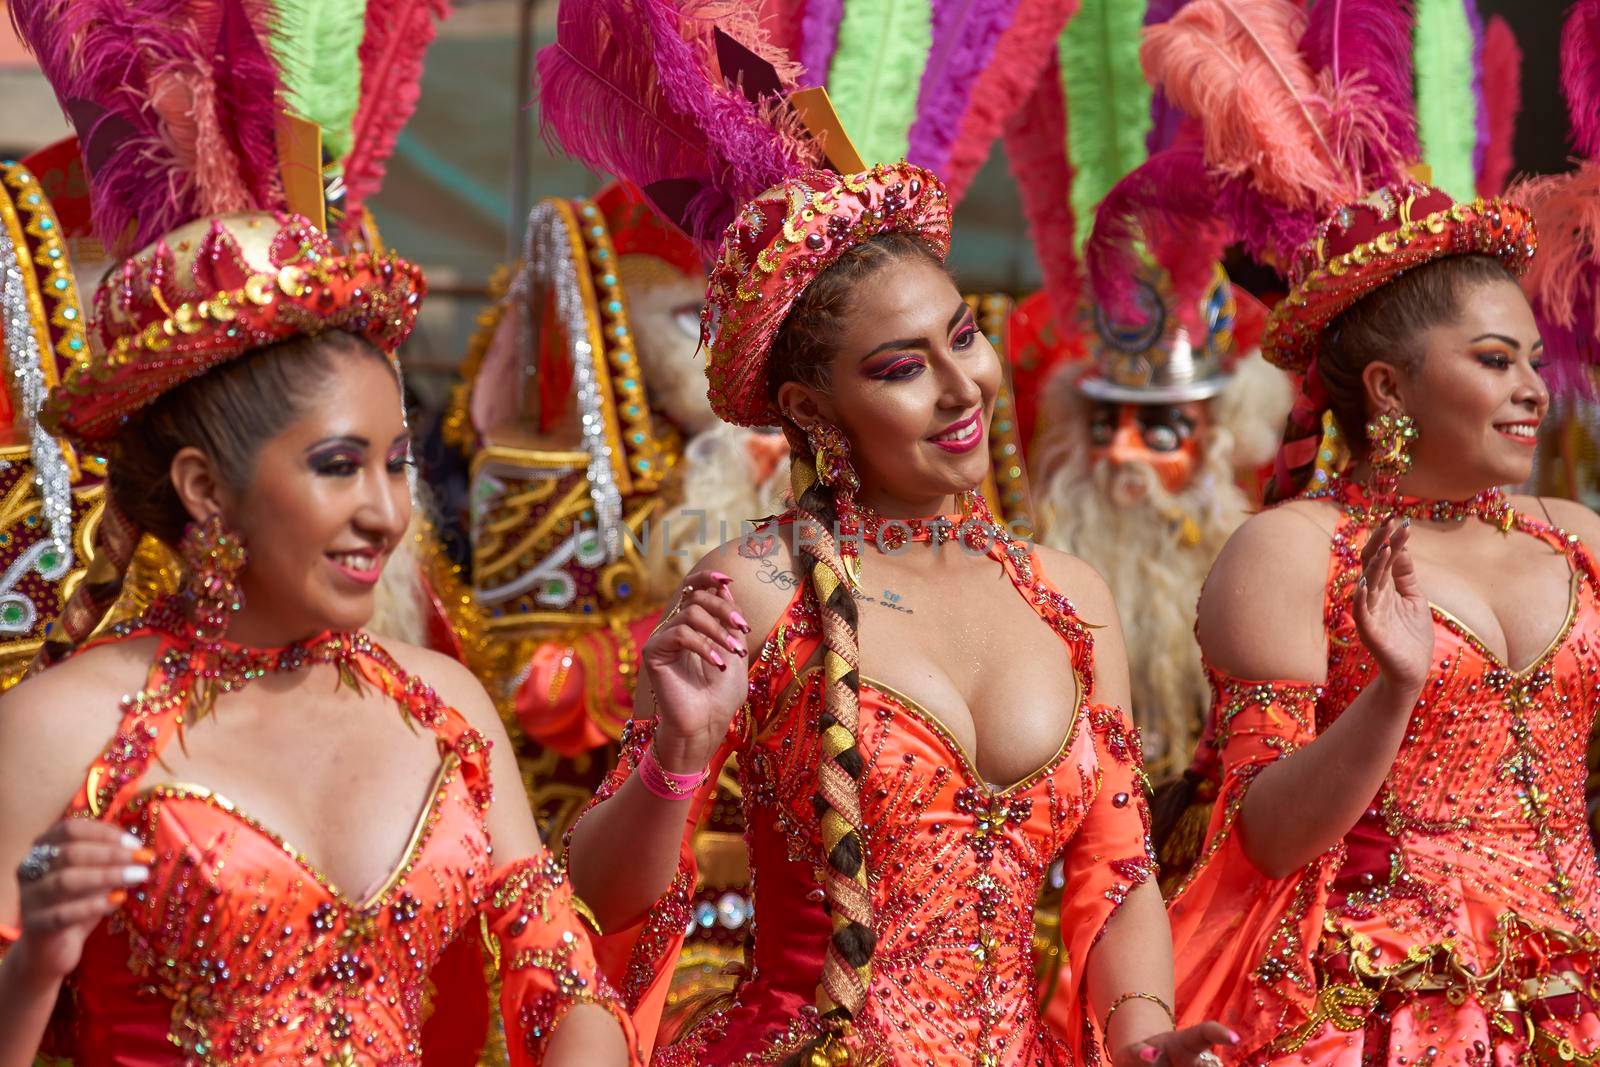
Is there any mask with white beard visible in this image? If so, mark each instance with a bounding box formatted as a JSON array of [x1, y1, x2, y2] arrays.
[[1033, 323, 1292, 773]]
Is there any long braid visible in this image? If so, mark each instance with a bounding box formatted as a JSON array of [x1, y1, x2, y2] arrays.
[[787, 436, 874, 1027]]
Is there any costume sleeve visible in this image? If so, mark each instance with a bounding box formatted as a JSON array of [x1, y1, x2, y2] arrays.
[[1047, 703, 1158, 1060], [1166, 672, 1338, 1048], [486, 852, 642, 1065], [562, 714, 733, 1054]]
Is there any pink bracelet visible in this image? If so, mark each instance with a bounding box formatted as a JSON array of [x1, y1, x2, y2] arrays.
[[637, 740, 709, 800]]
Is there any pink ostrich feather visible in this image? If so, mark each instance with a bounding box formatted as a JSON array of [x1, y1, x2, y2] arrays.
[[1002, 52, 1080, 326], [343, 0, 452, 222], [536, 0, 804, 244], [1510, 165, 1600, 397], [1140, 0, 1358, 211], [943, 0, 1080, 204], [10, 0, 282, 253], [905, 0, 1024, 176], [1563, 0, 1600, 160], [1298, 0, 1417, 188], [1477, 15, 1520, 196]]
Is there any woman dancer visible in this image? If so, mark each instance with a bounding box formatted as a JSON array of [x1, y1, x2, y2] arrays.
[[0, 2, 635, 1062], [561, 162, 1233, 1064], [1164, 169, 1600, 1067]]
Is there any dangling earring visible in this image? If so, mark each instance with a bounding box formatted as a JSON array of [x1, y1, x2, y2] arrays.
[[179, 514, 247, 644], [1365, 410, 1418, 497], [804, 422, 860, 497]]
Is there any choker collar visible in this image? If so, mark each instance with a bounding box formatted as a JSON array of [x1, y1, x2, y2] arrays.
[[1310, 476, 1514, 530]]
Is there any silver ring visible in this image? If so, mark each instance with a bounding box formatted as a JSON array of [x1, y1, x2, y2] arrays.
[[1196, 1052, 1225, 1067], [17, 842, 58, 883]]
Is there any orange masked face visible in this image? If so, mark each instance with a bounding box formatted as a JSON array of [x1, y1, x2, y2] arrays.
[[1088, 401, 1208, 501]]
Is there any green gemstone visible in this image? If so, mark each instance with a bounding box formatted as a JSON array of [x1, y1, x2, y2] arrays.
[[1, 603, 22, 624]]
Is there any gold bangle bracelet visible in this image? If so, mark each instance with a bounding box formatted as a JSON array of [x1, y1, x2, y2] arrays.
[[1102, 990, 1176, 1038]]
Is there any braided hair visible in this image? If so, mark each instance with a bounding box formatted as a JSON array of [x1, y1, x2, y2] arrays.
[[765, 232, 943, 1048], [1264, 254, 1517, 504]]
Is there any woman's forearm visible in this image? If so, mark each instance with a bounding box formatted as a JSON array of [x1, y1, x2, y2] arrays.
[[0, 944, 65, 1067], [1237, 674, 1419, 877], [566, 772, 694, 932], [1086, 880, 1177, 1050]]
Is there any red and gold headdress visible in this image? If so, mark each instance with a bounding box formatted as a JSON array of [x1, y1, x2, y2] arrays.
[[1264, 181, 1535, 375], [702, 163, 951, 428], [10, 0, 449, 659]]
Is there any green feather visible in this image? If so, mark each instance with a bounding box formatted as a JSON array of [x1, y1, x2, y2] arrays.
[[827, 0, 934, 166], [1413, 0, 1477, 200], [269, 0, 369, 164], [1060, 0, 1152, 251]]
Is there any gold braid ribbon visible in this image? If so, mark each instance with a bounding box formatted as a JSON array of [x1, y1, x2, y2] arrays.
[[790, 449, 873, 1026]]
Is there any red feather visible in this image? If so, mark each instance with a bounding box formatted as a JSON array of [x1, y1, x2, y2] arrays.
[[1563, 0, 1600, 160], [1509, 164, 1600, 396], [943, 0, 1080, 204], [1477, 15, 1521, 196], [1002, 52, 1080, 328], [343, 0, 452, 221]]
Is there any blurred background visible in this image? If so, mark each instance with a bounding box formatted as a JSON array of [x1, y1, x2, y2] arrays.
[[0, 0, 1570, 418]]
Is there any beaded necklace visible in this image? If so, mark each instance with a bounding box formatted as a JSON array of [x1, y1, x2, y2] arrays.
[[833, 490, 1035, 582], [1307, 475, 1515, 531]]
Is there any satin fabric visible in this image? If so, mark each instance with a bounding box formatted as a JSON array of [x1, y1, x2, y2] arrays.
[[574, 516, 1156, 1064], [1171, 495, 1600, 1064], [0, 601, 637, 1065]]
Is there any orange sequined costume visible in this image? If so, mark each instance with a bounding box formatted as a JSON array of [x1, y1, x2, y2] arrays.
[[576, 513, 1155, 1065], [0, 596, 634, 1064], [1170, 479, 1600, 1063]]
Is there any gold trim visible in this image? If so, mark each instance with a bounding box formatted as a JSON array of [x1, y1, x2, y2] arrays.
[[1428, 569, 1579, 679], [133, 753, 458, 911]]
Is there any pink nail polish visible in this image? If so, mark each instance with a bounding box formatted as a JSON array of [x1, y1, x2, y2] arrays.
[[710, 572, 733, 584], [1139, 1047, 1159, 1062], [732, 611, 749, 630], [1227, 1030, 1240, 1044], [711, 651, 726, 669]]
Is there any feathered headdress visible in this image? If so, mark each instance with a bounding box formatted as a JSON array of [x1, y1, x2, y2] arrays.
[[9, 0, 449, 663], [1508, 0, 1600, 398], [9, 0, 449, 255]]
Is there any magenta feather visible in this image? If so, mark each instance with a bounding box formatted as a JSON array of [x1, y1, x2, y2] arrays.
[[906, 0, 1023, 176], [1476, 15, 1520, 196], [798, 0, 845, 86], [1464, 0, 1488, 176], [209, 0, 282, 215], [1002, 52, 1080, 325], [1296, 0, 1417, 188], [1085, 144, 1231, 328], [944, 0, 1080, 204], [1562, 0, 1600, 160], [536, 0, 803, 244], [10, 0, 284, 254], [343, 0, 452, 224]]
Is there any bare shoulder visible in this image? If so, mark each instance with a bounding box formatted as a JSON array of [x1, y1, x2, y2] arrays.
[[1513, 495, 1600, 553], [0, 636, 162, 829], [375, 637, 500, 729], [685, 518, 806, 645], [1196, 501, 1338, 682], [1030, 543, 1117, 628]]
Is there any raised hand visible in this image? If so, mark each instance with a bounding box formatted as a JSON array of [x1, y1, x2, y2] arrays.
[[1352, 518, 1433, 698], [11, 820, 149, 983], [642, 570, 751, 774], [1116, 1022, 1238, 1067]]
